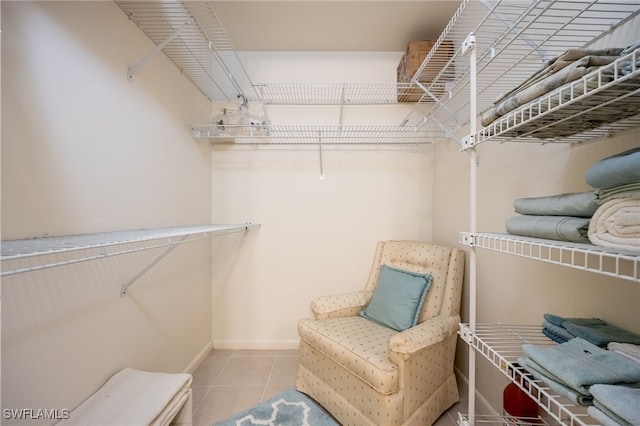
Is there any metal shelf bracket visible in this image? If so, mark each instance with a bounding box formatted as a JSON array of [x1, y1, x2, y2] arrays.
[[459, 134, 475, 151], [120, 235, 188, 297], [127, 21, 190, 81], [461, 33, 476, 56], [460, 232, 475, 247]]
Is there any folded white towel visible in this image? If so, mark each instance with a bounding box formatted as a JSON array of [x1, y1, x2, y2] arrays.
[[588, 197, 640, 251], [608, 342, 640, 364], [58, 368, 192, 426]]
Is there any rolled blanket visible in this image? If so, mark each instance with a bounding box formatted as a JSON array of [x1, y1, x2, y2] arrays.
[[585, 147, 640, 189], [521, 338, 640, 405], [506, 215, 590, 243], [514, 191, 598, 217], [588, 197, 640, 251], [589, 384, 640, 426]]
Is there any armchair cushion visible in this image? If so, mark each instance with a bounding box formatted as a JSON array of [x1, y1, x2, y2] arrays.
[[359, 264, 433, 331], [298, 316, 399, 395]]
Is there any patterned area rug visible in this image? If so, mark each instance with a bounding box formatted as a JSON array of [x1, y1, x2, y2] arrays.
[[213, 388, 339, 426]]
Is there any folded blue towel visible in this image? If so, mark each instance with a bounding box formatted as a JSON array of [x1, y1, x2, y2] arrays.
[[564, 321, 640, 347], [543, 313, 604, 328], [542, 314, 640, 347], [590, 384, 640, 426], [513, 191, 598, 217], [542, 319, 575, 341], [542, 328, 569, 344], [505, 215, 590, 243], [522, 338, 640, 400], [587, 406, 630, 426], [519, 356, 593, 405], [585, 147, 640, 189]]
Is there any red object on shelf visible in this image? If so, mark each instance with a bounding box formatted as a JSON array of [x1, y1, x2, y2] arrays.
[[503, 382, 539, 422]]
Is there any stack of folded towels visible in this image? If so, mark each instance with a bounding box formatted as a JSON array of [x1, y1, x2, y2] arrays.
[[518, 314, 640, 425], [541, 313, 640, 347], [586, 147, 640, 252], [505, 191, 597, 243], [505, 147, 640, 250]]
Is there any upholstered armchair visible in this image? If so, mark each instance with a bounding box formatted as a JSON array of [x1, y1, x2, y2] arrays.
[[296, 240, 465, 426]]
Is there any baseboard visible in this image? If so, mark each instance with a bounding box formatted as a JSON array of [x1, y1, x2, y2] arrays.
[[212, 339, 300, 350], [454, 366, 500, 418], [184, 341, 213, 374]]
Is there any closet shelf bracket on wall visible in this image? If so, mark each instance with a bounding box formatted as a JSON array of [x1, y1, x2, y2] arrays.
[[1, 225, 261, 289], [120, 234, 189, 297], [459, 232, 475, 247], [127, 21, 191, 81], [116, 0, 259, 102]]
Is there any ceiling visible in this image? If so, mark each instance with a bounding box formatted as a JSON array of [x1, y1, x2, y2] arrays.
[[211, 1, 461, 51]]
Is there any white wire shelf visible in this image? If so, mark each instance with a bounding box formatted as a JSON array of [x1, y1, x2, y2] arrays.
[[416, 0, 640, 142], [456, 413, 552, 426], [1, 224, 259, 278], [477, 47, 640, 144], [254, 82, 435, 106], [115, 1, 257, 102], [190, 124, 442, 145], [460, 232, 640, 283], [458, 323, 598, 426]]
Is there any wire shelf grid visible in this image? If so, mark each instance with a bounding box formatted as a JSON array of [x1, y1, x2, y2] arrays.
[[190, 124, 441, 145], [459, 323, 598, 426], [463, 232, 640, 283], [477, 47, 640, 143], [115, 0, 258, 102], [414, 0, 640, 142], [254, 82, 434, 106], [1, 225, 258, 277]]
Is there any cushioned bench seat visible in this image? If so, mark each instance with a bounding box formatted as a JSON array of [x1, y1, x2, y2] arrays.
[[58, 368, 192, 426]]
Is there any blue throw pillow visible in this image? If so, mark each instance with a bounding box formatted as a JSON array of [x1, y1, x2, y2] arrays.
[[359, 264, 432, 331]]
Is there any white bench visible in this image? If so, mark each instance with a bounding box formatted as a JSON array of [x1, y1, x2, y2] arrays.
[[58, 368, 192, 426]]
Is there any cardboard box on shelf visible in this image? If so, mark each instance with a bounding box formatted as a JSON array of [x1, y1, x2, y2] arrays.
[[397, 39, 454, 102]]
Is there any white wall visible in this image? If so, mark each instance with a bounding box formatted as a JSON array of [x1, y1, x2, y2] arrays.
[[210, 51, 435, 348], [1, 2, 212, 423]]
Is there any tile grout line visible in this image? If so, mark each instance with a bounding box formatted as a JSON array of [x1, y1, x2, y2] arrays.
[[261, 356, 278, 401], [192, 353, 234, 416]]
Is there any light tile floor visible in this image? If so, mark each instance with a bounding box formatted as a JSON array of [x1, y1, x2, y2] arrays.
[[191, 349, 467, 426]]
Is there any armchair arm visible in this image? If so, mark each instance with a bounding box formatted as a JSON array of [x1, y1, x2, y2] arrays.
[[389, 315, 460, 355], [311, 291, 373, 320]]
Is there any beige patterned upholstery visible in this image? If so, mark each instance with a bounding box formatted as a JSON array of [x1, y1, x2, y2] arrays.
[[297, 241, 465, 426]]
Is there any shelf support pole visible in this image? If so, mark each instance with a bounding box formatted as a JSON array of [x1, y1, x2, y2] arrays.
[[128, 22, 190, 80], [463, 31, 478, 426], [120, 235, 189, 297]]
